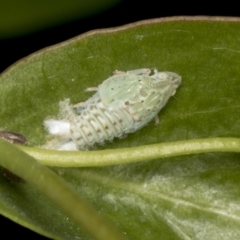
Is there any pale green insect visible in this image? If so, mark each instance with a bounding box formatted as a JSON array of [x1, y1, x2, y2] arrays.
[[44, 69, 181, 150]]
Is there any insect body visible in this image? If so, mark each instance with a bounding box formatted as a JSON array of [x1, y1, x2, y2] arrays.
[[44, 69, 181, 150]]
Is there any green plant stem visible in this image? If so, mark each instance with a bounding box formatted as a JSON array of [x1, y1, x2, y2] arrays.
[[0, 139, 127, 240], [17, 137, 240, 167]]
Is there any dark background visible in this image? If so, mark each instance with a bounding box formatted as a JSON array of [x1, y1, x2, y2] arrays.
[[0, 1, 238, 74], [0, 0, 238, 239]]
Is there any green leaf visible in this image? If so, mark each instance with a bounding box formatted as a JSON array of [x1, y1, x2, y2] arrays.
[[0, 139, 126, 240], [1, 16, 240, 239]]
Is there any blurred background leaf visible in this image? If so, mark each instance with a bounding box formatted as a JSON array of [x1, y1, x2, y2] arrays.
[[0, 0, 121, 38]]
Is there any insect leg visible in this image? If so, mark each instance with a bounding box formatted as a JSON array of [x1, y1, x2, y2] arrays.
[[113, 70, 126, 75], [154, 115, 159, 125], [73, 92, 100, 113], [73, 102, 88, 109], [113, 68, 151, 76], [84, 87, 98, 92], [119, 133, 128, 139], [126, 68, 151, 75]]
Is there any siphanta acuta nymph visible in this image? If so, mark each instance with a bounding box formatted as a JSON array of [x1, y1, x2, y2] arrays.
[[44, 68, 182, 150]]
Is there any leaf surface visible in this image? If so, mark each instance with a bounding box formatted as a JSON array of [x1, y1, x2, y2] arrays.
[[1, 17, 240, 239]]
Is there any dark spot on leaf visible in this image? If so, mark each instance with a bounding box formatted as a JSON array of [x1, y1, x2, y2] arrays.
[[0, 130, 27, 145]]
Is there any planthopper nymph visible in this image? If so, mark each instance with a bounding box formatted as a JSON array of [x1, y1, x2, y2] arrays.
[[43, 68, 182, 150]]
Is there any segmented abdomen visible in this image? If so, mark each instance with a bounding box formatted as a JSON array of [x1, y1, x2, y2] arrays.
[[69, 97, 134, 150]]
